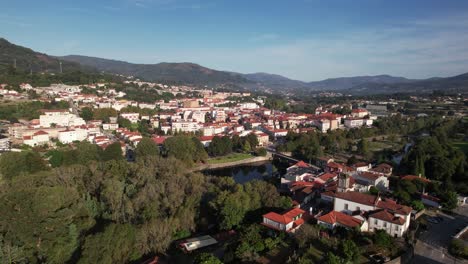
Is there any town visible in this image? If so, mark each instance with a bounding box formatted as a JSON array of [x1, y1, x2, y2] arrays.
[[0, 74, 467, 264]]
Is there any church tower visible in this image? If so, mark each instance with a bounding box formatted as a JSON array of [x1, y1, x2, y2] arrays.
[[337, 172, 351, 193]]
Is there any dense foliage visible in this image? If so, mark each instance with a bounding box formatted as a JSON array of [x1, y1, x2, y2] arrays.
[[0, 101, 68, 122]]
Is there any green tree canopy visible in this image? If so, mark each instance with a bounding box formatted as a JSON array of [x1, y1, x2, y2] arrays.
[[135, 137, 159, 159]]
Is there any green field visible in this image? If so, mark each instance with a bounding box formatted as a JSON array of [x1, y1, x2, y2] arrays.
[[207, 152, 253, 164], [452, 141, 468, 155]]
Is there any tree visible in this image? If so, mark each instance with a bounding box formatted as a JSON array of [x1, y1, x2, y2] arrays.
[[195, 253, 223, 264], [47, 149, 65, 167], [93, 108, 117, 123], [242, 141, 251, 153], [79, 224, 141, 264], [235, 224, 265, 261], [135, 137, 159, 159], [208, 136, 232, 156], [449, 239, 468, 259], [294, 224, 320, 248], [0, 235, 26, 264], [369, 186, 379, 195], [339, 239, 360, 263], [192, 137, 208, 162], [373, 230, 394, 249], [324, 252, 342, 264], [245, 133, 259, 148], [80, 107, 94, 121], [118, 117, 132, 130], [102, 142, 123, 161], [411, 200, 425, 211], [0, 151, 48, 179], [0, 172, 95, 264], [357, 139, 370, 159], [163, 136, 206, 165], [75, 142, 101, 165], [442, 191, 458, 210]]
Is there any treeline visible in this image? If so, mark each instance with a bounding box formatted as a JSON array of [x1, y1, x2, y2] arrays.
[[0, 67, 123, 88], [400, 118, 468, 195], [278, 114, 455, 163], [0, 100, 69, 122], [0, 140, 289, 263]]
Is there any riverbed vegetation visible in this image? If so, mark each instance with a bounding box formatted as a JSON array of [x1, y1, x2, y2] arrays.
[[207, 152, 253, 164]]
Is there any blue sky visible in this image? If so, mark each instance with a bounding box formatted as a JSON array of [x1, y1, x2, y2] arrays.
[[1, 0, 468, 81]]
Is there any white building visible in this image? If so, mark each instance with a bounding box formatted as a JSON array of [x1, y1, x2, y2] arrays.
[[102, 123, 119, 131], [332, 192, 411, 237], [344, 118, 373, 128], [58, 129, 88, 144], [120, 113, 140, 124], [239, 102, 259, 109], [39, 110, 86, 128], [23, 131, 50, 147], [317, 119, 330, 133], [353, 171, 389, 191], [172, 120, 201, 133], [0, 138, 10, 150]]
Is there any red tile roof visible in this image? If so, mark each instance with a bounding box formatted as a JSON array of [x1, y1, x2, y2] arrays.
[[376, 199, 412, 215], [152, 136, 168, 145], [294, 160, 310, 168], [357, 171, 382, 181], [368, 209, 405, 225], [401, 175, 431, 183], [334, 192, 379, 207], [199, 135, 214, 141], [318, 172, 337, 182], [318, 211, 363, 228], [263, 208, 305, 225], [33, 130, 48, 136]]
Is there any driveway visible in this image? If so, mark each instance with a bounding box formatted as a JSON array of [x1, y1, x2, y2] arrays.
[[413, 205, 468, 264]]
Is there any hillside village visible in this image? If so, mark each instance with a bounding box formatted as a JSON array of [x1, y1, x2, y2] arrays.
[[1, 81, 379, 149], [0, 76, 467, 264]]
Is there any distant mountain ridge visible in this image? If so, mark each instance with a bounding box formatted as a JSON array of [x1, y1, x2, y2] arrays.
[[243, 72, 416, 91], [61, 55, 249, 86], [1, 38, 467, 94], [0, 38, 84, 73]]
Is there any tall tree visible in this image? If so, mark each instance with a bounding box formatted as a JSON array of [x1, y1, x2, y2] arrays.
[[135, 138, 159, 159], [102, 142, 123, 161]]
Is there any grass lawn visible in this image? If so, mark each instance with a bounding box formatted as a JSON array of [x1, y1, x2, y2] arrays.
[[452, 141, 468, 155], [207, 152, 253, 164]]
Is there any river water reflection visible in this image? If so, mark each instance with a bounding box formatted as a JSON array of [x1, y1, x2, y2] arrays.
[[202, 161, 275, 184]]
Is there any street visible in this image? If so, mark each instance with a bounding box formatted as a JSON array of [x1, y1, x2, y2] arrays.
[[413, 205, 468, 264]]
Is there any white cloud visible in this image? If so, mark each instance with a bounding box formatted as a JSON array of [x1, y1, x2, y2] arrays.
[[143, 12, 468, 81]]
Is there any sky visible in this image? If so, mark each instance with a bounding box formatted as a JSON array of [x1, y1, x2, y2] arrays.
[[1, 0, 468, 81]]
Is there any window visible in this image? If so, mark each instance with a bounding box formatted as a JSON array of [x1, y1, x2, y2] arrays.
[[395, 226, 399, 231], [383, 222, 387, 228], [374, 219, 378, 225], [344, 204, 349, 210], [356, 206, 360, 212]]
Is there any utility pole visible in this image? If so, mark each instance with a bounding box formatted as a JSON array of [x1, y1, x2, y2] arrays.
[[59, 61, 63, 74]]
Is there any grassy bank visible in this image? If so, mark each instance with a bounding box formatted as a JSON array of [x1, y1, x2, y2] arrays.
[[207, 152, 253, 164]]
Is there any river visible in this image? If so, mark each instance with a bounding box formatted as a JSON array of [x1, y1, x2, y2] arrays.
[[202, 160, 290, 184], [202, 161, 276, 184]]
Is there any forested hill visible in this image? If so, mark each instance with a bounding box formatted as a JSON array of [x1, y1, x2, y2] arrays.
[[0, 38, 84, 73], [344, 72, 468, 94], [61, 55, 250, 86]]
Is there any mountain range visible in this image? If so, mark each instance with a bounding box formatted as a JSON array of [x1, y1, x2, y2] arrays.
[[1, 37, 467, 94]]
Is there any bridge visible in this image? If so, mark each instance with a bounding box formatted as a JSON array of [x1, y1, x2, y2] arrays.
[[266, 147, 322, 171]]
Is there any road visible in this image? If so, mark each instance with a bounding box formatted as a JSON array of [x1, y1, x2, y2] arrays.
[[413, 205, 468, 264]]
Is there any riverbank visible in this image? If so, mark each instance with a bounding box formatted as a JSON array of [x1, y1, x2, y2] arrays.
[[193, 155, 272, 171]]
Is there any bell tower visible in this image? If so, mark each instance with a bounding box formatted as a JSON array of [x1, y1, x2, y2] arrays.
[[337, 172, 350, 193]]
